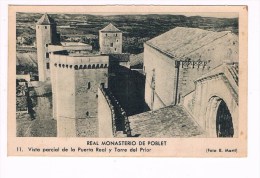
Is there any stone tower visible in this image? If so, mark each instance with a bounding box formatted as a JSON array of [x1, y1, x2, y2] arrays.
[[36, 13, 59, 81], [99, 23, 122, 54], [50, 52, 109, 137]]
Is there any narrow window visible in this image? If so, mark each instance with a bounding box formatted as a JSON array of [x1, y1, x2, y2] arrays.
[[46, 62, 50, 69], [114, 48, 117, 51], [115, 33, 117, 37], [86, 112, 89, 117], [116, 39, 119, 42], [45, 26, 47, 29], [87, 82, 91, 89], [46, 53, 49, 58], [110, 43, 113, 47], [100, 83, 105, 88], [46, 44, 48, 47]]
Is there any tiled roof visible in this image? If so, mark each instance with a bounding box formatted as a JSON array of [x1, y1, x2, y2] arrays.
[[36, 13, 56, 25], [146, 27, 238, 66], [129, 105, 204, 137], [100, 23, 121, 32]]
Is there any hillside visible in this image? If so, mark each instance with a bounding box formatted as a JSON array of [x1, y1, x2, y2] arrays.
[[16, 13, 238, 54]]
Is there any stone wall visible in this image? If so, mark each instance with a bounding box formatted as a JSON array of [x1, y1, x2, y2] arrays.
[[177, 61, 211, 104], [75, 66, 108, 118], [99, 31, 122, 54], [143, 43, 176, 110], [98, 88, 114, 137], [183, 64, 239, 137]]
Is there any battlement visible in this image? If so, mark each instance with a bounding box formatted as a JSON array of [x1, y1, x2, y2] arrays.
[[99, 87, 131, 137], [50, 53, 109, 70]]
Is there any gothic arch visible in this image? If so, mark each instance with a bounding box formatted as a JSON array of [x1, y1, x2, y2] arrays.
[[205, 96, 234, 137]]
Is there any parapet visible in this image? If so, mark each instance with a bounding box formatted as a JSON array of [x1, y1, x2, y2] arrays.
[[50, 51, 109, 70]]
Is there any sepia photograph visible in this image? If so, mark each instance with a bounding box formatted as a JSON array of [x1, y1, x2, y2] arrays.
[[8, 5, 247, 157]]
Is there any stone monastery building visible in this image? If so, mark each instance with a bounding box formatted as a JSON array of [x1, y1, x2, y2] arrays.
[[35, 13, 239, 138]]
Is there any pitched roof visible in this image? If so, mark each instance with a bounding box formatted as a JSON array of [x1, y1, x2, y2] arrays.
[[36, 13, 56, 25], [129, 105, 203, 137], [100, 23, 121, 32], [146, 27, 238, 66]]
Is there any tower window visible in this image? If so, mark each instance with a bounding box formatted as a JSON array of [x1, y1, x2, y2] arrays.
[[116, 39, 119, 42], [46, 44, 48, 47], [86, 112, 89, 117], [110, 43, 113, 47], [87, 82, 91, 89], [46, 62, 50, 69], [105, 34, 107, 36], [46, 53, 49, 58], [45, 26, 47, 29], [114, 48, 117, 51], [115, 33, 117, 37]]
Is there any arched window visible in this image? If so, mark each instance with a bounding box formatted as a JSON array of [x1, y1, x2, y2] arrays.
[[100, 64, 104, 68], [79, 65, 83, 69], [74, 65, 78, 70], [92, 64, 95, 69], [96, 64, 99, 68], [86, 112, 89, 117], [88, 65, 91, 69]]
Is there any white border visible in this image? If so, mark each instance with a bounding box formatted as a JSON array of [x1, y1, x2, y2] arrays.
[[1, 0, 259, 178]]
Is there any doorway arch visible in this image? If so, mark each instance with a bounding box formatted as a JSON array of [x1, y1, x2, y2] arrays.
[[216, 100, 234, 137], [206, 96, 234, 137]]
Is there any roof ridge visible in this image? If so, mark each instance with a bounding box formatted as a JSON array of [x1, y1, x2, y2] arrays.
[[36, 13, 56, 25], [100, 23, 121, 32]]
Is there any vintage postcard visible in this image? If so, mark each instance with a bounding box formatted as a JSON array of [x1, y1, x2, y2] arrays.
[[8, 5, 247, 157]]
